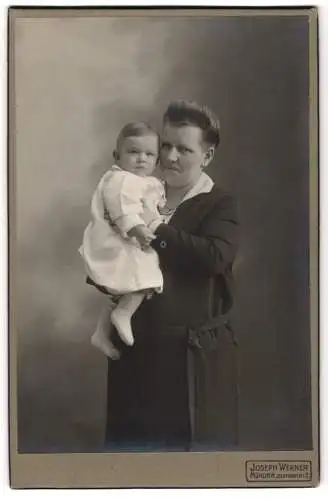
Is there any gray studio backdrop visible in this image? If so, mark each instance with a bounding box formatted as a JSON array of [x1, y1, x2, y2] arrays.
[[14, 14, 311, 452]]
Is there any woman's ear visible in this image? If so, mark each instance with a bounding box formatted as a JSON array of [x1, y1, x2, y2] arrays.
[[202, 146, 215, 168], [113, 150, 119, 162]]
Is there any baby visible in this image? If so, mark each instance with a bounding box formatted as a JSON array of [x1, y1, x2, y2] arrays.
[[79, 122, 165, 359]]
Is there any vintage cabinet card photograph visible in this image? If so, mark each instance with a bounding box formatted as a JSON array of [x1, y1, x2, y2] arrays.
[[8, 6, 319, 488]]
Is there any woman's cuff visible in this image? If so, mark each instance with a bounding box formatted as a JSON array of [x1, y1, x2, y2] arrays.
[[148, 218, 163, 232]]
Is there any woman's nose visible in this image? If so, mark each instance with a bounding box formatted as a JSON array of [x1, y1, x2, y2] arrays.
[[167, 147, 179, 162]]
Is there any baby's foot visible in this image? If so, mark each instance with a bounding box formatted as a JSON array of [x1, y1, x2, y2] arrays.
[[91, 332, 121, 360], [111, 309, 135, 346]]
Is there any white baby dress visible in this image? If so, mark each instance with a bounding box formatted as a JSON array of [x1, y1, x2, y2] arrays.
[[79, 165, 165, 295]]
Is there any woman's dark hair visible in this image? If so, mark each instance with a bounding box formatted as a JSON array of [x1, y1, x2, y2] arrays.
[[115, 122, 159, 158], [163, 100, 220, 149]]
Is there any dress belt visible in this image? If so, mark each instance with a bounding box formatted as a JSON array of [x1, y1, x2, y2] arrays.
[[187, 313, 230, 348]]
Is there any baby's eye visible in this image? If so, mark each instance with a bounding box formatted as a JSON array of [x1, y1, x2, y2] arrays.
[[147, 151, 155, 157], [178, 146, 191, 154]]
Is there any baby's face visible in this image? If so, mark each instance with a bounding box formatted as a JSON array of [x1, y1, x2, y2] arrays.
[[117, 135, 159, 177]]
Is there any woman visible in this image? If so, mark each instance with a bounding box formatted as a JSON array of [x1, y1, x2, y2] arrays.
[[105, 100, 240, 451]]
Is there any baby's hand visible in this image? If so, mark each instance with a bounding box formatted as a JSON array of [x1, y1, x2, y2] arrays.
[[127, 225, 156, 249]]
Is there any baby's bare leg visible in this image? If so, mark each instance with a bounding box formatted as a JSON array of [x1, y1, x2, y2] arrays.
[[91, 304, 121, 360], [111, 291, 146, 346]]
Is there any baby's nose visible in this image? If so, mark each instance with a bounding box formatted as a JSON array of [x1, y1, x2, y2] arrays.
[[138, 152, 147, 162]]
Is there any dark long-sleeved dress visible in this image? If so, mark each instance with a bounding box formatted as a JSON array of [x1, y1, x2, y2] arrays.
[[104, 186, 240, 451]]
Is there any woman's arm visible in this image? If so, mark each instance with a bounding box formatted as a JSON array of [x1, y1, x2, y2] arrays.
[[151, 194, 239, 276]]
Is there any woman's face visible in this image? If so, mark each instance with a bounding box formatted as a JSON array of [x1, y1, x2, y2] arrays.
[[159, 123, 214, 188]]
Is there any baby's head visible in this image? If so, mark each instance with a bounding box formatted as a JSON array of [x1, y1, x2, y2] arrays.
[[114, 122, 159, 177]]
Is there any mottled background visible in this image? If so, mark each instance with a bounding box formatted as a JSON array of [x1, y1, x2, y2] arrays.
[[13, 14, 312, 452]]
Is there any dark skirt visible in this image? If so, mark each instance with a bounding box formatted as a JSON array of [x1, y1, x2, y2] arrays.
[[105, 315, 192, 451], [87, 274, 239, 451], [104, 302, 239, 452]]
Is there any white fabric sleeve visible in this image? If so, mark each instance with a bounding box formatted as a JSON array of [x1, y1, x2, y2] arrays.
[[102, 171, 146, 233]]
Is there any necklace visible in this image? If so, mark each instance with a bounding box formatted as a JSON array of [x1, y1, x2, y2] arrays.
[[158, 204, 176, 223], [159, 183, 193, 218], [158, 205, 176, 216]]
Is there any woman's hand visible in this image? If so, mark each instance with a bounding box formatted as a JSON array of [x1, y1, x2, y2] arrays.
[[127, 224, 157, 250]]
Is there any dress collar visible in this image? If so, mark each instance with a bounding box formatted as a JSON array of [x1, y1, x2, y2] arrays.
[[159, 171, 214, 222], [181, 171, 214, 203]]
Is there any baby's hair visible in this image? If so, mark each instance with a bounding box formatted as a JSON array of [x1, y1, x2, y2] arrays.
[[163, 99, 220, 149], [114, 122, 159, 160]]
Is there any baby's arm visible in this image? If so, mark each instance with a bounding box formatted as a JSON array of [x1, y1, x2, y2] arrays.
[[103, 172, 157, 247], [102, 172, 147, 235]]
